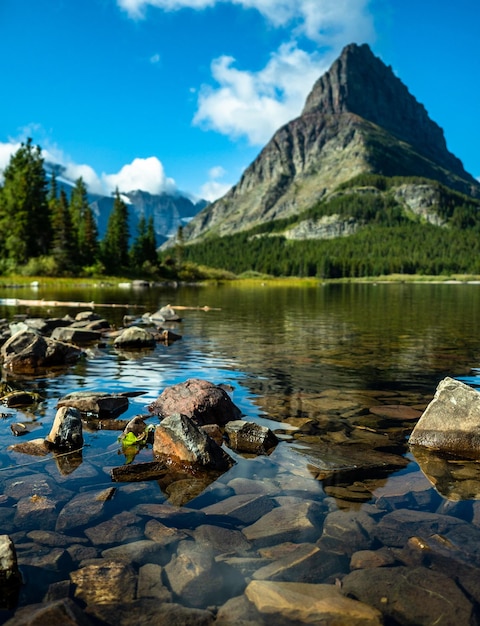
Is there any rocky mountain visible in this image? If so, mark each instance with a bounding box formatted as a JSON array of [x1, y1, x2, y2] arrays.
[[168, 43, 480, 247], [89, 190, 207, 245], [45, 164, 206, 245]]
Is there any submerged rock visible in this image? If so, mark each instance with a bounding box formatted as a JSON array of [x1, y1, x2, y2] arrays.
[[57, 390, 143, 417], [410, 377, 480, 457], [0, 535, 21, 610], [245, 580, 383, 625], [148, 378, 242, 426]]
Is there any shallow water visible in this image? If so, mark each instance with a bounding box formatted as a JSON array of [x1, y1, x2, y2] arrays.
[[1, 281, 480, 623]]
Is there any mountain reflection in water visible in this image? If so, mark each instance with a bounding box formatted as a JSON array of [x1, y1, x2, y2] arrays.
[[1, 281, 480, 623]]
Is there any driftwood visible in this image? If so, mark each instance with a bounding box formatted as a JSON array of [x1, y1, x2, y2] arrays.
[[0, 298, 220, 311], [110, 460, 168, 482]]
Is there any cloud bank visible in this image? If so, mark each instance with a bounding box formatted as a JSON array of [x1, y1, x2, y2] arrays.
[[117, 0, 375, 145], [0, 139, 178, 197]]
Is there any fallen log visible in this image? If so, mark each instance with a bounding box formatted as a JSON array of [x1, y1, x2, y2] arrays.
[[110, 460, 168, 482], [0, 298, 144, 309]]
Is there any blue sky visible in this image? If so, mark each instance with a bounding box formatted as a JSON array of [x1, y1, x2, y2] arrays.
[[0, 0, 478, 201]]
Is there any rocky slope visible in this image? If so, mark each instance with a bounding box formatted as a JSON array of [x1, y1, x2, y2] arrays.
[[168, 43, 480, 247]]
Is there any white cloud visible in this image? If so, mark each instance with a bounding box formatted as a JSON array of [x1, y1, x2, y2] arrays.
[[117, 0, 375, 145], [199, 164, 232, 201], [193, 43, 331, 144], [102, 156, 177, 195], [116, 0, 374, 45], [0, 139, 177, 197]]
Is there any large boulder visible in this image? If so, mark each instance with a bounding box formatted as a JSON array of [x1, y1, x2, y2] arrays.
[[410, 377, 480, 457], [0, 330, 83, 373], [148, 378, 241, 426]]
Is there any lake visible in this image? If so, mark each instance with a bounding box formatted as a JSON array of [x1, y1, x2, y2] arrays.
[[1, 281, 480, 624]]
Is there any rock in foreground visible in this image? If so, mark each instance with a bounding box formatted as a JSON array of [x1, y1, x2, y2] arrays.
[[410, 377, 480, 457]]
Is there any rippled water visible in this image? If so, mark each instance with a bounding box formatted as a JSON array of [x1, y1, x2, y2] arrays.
[[1, 281, 480, 622]]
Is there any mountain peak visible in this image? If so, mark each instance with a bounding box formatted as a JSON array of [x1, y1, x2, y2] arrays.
[[302, 43, 460, 173]]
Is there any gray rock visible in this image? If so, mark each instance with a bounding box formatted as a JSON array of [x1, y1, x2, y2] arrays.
[[148, 378, 241, 426], [101, 540, 172, 566], [252, 542, 343, 583], [153, 413, 234, 471], [319, 508, 379, 556], [245, 580, 383, 625], [3, 598, 94, 625], [191, 524, 252, 556], [87, 599, 214, 626], [57, 391, 132, 417], [56, 489, 115, 532], [410, 376, 480, 457], [137, 563, 172, 601], [164, 541, 244, 608], [14, 496, 58, 531], [0, 534, 21, 589], [202, 494, 275, 525], [216, 595, 265, 626], [341, 565, 474, 625], [225, 420, 278, 454], [51, 327, 101, 344], [84, 511, 143, 546], [374, 509, 467, 548], [114, 326, 156, 348], [242, 501, 322, 547], [1, 330, 83, 373], [45, 406, 83, 450]]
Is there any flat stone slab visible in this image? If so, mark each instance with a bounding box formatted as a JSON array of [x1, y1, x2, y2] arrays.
[[245, 580, 383, 625]]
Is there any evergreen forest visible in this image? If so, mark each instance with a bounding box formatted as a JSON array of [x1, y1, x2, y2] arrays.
[[0, 139, 158, 278], [2, 140, 480, 281]]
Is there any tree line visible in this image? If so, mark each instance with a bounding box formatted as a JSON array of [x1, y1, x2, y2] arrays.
[[0, 139, 158, 277]]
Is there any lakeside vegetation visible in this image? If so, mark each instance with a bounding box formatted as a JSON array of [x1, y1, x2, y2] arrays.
[[2, 141, 480, 283]]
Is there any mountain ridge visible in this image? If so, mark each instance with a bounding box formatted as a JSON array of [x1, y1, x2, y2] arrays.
[[165, 43, 480, 248]]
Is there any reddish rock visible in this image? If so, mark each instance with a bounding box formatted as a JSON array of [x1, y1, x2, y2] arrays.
[[148, 378, 241, 426]]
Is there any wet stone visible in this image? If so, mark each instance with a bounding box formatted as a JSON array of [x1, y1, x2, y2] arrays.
[[226, 476, 278, 496], [374, 509, 467, 548], [14, 495, 58, 531], [350, 547, 397, 570], [245, 580, 383, 625], [216, 594, 266, 626], [4, 598, 94, 626], [252, 542, 343, 584], [144, 519, 188, 546], [18, 546, 71, 572], [191, 524, 252, 556], [164, 540, 245, 609], [137, 563, 172, 601], [148, 378, 242, 426], [55, 489, 115, 532], [51, 327, 102, 344], [84, 511, 144, 546], [113, 326, 156, 348], [225, 420, 278, 454], [242, 501, 323, 548], [45, 406, 83, 451], [372, 470, 441, 511], [201, 493, 275, 525], [86, 599, 215, 626], [101, 539, 172, 567], [133, 502, 207, 528], [70, 560, 137, 606], [319, 508, 378, 556], [341, 565, 474, 626], [26, 530, 88, 548]]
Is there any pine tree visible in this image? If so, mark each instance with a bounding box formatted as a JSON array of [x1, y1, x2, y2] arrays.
[[51, 188, 75, 272], [129, 215, 158, 271], [69, 177, 98, 266], [101, 189, 130, 273], [0, 138, 51, 266]]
